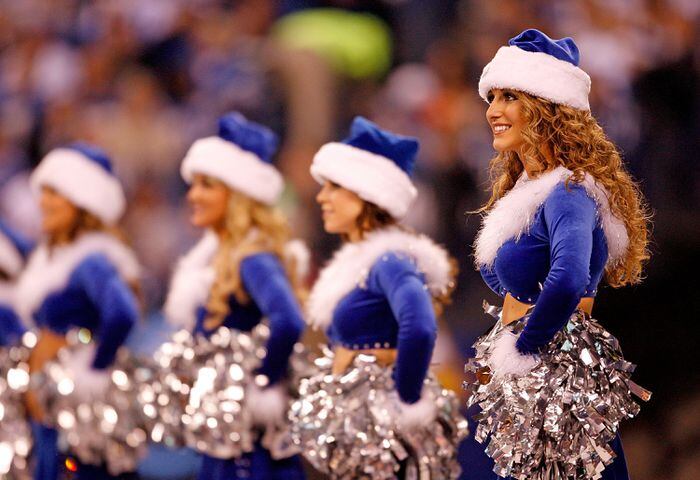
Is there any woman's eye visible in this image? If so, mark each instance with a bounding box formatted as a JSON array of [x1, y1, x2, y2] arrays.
[[504, 91, 517, 101], [486, 93, 495, 104]]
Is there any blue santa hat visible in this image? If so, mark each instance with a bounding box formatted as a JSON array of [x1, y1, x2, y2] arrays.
[[478, 29, 591, 110], [311, 116, 419, 219], [0, 220, 33, 277], [180, 112, 284, 206], [30, 143, 127, 225]]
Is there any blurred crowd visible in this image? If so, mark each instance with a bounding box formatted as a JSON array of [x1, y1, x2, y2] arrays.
[[0, 1, 698, 479]]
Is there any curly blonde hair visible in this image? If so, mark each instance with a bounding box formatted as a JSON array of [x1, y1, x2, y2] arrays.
[[205, 188, 304, 330], [481, 91, 651, 287]]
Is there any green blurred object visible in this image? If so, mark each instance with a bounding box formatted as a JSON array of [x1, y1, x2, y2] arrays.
[[272, 8, 393, 79]]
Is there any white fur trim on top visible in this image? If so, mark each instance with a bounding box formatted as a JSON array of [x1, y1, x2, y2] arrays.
[[163, 231, 308, 331], [163, 231, 218, 331], [479, 45, 591, 110], [396, 395, 438, 431], [474, 166, 629, 269], [487, 330, 539, 379], [14, 233, 140, 325], [30, 148, 126, 225], [311, 142, 417, 219], [307, 227, 452, 331], [181, 136, 284, 206], [0, 233, 23, 277]]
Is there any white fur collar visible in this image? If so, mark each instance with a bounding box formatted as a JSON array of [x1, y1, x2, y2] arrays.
[[163, 231, 311, 331], [14, 232, 140, 324], [474, 166, 629, 269], [307, 227, 453, 331]]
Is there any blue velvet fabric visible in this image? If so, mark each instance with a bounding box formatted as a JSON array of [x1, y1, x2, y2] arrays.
[[480, 183, 608, 354], [198, 442, 305, 480], [508, 28, 580, 66], [32, 253, 139, 369], [67, 142, 115, 173], [217, 112, 279, 163], [193, 253, 304, 385], [30, 252, 138, 480], [0, 303, 26, 346], [326, 252, 437, 404], [480, 181, 629, 480], [342, 116, 419, 175], [192, 253, 305, 479]]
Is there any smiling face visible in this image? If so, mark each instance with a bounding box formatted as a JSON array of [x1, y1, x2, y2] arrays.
[[186, 174, 230, 231], [315, 181, 365, 240], [486, 88, 527, 153], [39, 186, 80, 239]]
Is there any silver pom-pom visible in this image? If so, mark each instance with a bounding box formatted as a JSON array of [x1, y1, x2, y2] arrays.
[[31, 329, 148, 475], [0, 332, 35, 479], [464, 305, 651, 480], [290, 348, 468, 479], [141, 323, 269, 458]]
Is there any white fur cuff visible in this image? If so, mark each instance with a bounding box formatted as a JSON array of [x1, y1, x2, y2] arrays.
[[59, 344, 111, 402], [247, 383, 289, 428], [311, 142, 417, 219], [488, 331, 539, 379], [479, 46, 591, 110], [396, 395, 437, 432], [181, 136, 284, 206]]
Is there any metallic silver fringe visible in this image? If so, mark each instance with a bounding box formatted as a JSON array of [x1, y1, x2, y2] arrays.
[[464, 305, 651, 480], [0, 332, 34, 479], [31, 329, 148, 475], [290, 348, 468, 480], [139, 322, 310, 460]]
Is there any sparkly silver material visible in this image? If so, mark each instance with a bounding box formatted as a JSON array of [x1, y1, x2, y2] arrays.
[[141, 322, 310, 460], [290, 348, 468, 479], [464, 304, 651, 480], [31, 329, 148, 475], [0, 332, 34, 479]]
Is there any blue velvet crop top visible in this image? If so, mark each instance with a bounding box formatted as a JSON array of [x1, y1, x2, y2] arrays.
[[474, 167, 629, 356], [307, 228, 454, 404]]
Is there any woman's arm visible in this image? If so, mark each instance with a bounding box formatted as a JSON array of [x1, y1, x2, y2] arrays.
[[516, 185, 596, 354], [73, 254, 139, 369], [372, 253, 437, 404], [240, 253, 304, 386]]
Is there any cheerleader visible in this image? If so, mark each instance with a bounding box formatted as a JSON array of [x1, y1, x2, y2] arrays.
[[464, 29, 651, 480], [162, 112, 306, 480], [291, 116, 467, 480], [0, 221, 32, 346], [15, 144, 141, 480]]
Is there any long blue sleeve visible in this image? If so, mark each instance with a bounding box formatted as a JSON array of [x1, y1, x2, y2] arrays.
[[516, 185, 596, 354], [72, 254, 139, 369], [372, 253, 437, 404], [240, 253, 304, 386], [0, 304, 26, 346]]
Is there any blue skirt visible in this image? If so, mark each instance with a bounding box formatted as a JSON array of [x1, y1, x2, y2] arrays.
[[198, 442, 305, 480]]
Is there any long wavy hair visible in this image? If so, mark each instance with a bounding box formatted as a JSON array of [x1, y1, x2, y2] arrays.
[[205, 188, 304, 329], [351, 201, 458, 317], [481, 91, 651, 287]]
